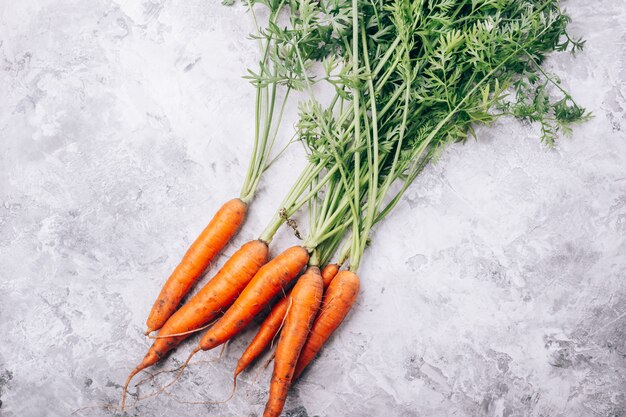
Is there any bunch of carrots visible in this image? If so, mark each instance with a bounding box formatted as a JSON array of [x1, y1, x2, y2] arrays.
[[120, 0, 588, 415]]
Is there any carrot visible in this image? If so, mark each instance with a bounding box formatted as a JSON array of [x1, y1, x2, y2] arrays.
[[293, 270, 359, 380], [321, 263, 339, 287], [185, 246, 308, 359], [263, 266, 323, 417], [146, 198, 247, 334], [234, 263, 339, 378], [235, 294, 290, 379], [122, 239, 267, 411]]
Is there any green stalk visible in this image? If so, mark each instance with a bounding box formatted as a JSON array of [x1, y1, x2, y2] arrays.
[[351, 21, 380, 270], [350, 0, 362, 267], [258, 160, 338, 244]]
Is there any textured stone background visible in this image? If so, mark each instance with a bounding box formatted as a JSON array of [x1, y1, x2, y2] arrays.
[[1, 1, 625, 416]]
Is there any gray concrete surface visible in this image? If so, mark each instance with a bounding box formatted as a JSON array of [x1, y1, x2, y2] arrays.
[[1, 1, 625, 416]]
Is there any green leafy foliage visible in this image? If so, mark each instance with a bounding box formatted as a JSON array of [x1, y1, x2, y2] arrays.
[[232, 0, 589, 265], [294, 0, 589, 267]]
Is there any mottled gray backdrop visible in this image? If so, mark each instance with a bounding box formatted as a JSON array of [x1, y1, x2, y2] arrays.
[[1, 1, 625, 416]]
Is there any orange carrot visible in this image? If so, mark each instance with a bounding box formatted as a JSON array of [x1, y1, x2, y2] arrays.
[[321, 263, 339, 287], [187, 246, 308, 358], [293, 270, 359, 380], [234, 263, 339, 378], [235, 295, 289, 379], [263, 267, 323, 417], [146, 198, 247, 333], [122, 239, 267, 411]]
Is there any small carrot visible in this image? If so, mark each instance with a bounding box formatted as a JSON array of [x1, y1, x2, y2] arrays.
[[234, 263, 339, 378], [184, 246, 309, 360], [235, 295, 290, 379], [146, 198, 248, 334], [321, 263, 339, 287], [122, 239, 267, 411], [263, 266, 324, 417], [293, 270, 359, 380]]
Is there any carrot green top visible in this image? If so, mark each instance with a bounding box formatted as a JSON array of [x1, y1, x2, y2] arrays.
[[238, 0, 589, 269]]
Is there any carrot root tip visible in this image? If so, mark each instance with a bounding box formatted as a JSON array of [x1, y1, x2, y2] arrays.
[[121, 366, 142, 413]]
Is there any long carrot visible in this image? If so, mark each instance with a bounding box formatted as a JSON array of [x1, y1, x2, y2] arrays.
[[146, 198, 247, 334], [293, 270, 360, 380], [183, 246, 308, 363], [263, 266, 323, 417], [122, 239, 267, 411], [234, 263, 339, 378]]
